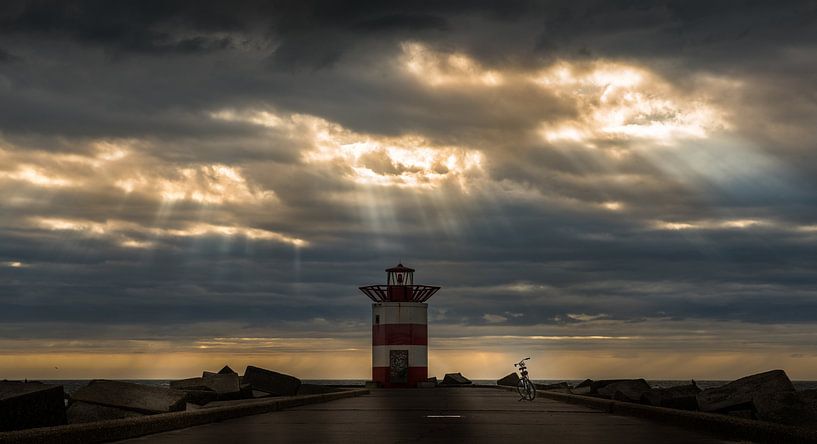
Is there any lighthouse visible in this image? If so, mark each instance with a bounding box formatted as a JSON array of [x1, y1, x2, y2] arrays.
[[359, 264, 440, 387]]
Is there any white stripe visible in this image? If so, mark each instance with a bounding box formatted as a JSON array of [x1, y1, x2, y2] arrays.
[[372, 302, 427, 325], [372, 345, 428, 367]]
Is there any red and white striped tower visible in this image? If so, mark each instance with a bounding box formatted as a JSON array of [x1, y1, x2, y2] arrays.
[[359, 264, 440, 388]]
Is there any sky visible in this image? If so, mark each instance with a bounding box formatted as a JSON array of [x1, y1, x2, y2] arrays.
[[1, 0, 817, 381]]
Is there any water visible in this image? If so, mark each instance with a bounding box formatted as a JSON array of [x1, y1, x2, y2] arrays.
[[40, 379, 817, 395]]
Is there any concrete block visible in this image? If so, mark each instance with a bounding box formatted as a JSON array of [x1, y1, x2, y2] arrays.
[[243, 365, 301, 396], [442, 373, 472, 385], [497, 373, 519, 387], [0, 381, 67, 431], [641, 383, 701, 410], [575, 379, 593, 389], [590, 379, 633, 394], [66, 401, 144, 424], [181, 389, 218, 406], [595, 379, 652, 402], [536, 382, 572, 391], [218, 365, 237, 375], [71, 380, 187, 414], [169, 377, 209, 391], [697, 370, 795, 413], [172, 374, 243, 400], [201, 373, 241, 396], [752, 391, 817, 426]]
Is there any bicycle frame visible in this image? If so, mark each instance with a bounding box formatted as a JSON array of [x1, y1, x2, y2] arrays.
[[514, 357, 536, 401]]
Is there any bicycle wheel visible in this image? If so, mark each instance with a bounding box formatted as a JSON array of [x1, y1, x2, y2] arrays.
[[526, 379, 536, 400], [517, 379, 536, 400]]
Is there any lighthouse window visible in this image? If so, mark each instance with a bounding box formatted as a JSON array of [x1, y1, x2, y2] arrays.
[[375, 315, 380, 324]]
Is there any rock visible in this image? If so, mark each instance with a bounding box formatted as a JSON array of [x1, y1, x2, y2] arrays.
[[752, 391, 817, 426], [442, 373, 472, 385], [169, 377, 210, 391], [0, 381, 67, 431], [181, 389, 218, 406], [243, 366, 301, 396], [697, 370, 796, 413], [218, 365, 237, 375], [417, 381, 436, 388], [497, 373, 520, 387], [800, 389, 817, 404], [641, 383, 701, 410], [66, 401, 144, 424], [575, 379, 593, 389], [590, 379, 631, 394], [202, 373, 241, 397], [536, 382, 571, 391], [427, 377, 438, 385], [239, 383, 253, 399], [71, 380, 187, 414], [171, 374, 243, 400], [596, 379, 651, 402], [571, 379, 593, 395]]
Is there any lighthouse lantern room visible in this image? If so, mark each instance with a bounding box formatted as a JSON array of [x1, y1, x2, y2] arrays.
[[359, 264, 440, 387]]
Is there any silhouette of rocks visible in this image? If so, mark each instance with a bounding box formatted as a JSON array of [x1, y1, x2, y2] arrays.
[[218, 365, 237, 375], [753, 391, 817, 426], [170, 378, 210, 391], [442, 373, 472, 385], [243, 366, 301, 396], [697, 370, 795, 413], [536, 382, 571, 391], [202, 373, 241, 397], [171, 374, 244, 400], [571, 379, 593, 395], [497, 373, 520, 387], [181, 389, 219, 405], [610, 381, 652, 403], [71, 380, 187, 414], [641, 382, 701, 410], [591, 379, 651, 401], [67, 401, 144, 424], [0, 381, 66, 431]]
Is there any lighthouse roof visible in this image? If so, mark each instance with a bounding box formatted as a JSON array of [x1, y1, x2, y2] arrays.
[[385, 263, 415, 273]]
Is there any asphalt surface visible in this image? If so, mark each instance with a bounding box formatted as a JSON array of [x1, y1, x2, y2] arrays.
[[119, 387, 740, 444]]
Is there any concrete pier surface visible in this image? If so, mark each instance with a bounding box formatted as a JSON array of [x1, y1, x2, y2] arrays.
[[118, 387, 737, 443]]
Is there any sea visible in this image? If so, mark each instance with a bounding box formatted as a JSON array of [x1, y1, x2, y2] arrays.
[[42, 379, 817, 396]]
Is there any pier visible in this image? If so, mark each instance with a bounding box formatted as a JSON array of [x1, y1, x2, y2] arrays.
[[118, 387, 732, 443]]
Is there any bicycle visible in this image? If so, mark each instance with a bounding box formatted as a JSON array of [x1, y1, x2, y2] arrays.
[[514, 357, 536, 401]]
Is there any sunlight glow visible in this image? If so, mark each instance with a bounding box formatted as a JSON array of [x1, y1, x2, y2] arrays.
[[534, 61, 727, 146], [401, 42, 504, 87], [397, 43, 727, 148], [33, 217, 307, 248], [651, 219, 771, 231], [211, 108, 486, 189]]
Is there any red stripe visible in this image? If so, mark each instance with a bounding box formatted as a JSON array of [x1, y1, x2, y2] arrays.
[[372, 324, 427, 345], [372, 366, 428, 387]]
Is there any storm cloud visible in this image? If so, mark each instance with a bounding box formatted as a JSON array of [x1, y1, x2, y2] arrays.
[[1, 0, 817, 379]]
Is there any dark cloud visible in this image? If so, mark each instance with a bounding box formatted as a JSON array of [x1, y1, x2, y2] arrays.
[[1, 0, 816, 376]]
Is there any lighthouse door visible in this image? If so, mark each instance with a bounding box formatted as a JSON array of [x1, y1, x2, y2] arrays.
[[389, 350, 409, 384]]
